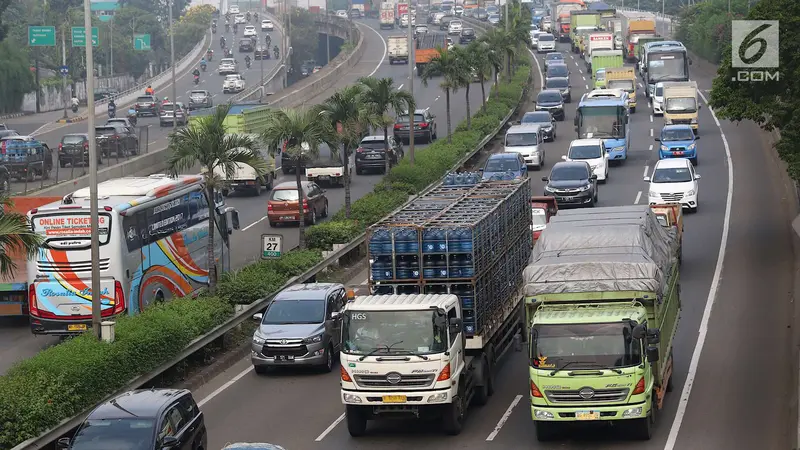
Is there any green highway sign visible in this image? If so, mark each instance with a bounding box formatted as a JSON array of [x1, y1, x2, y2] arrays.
[[134, 34, 151, 50], [71, 27, 99, 47], [28, 26, 56, 46]]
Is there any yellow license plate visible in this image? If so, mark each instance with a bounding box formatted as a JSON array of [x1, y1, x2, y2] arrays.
[[67, 324, 87, 331], [382, 395, 407, 404], [576, 411, 600, 421]]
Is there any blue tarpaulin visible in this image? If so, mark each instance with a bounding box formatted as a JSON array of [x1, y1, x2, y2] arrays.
[[588, 2, 612, 9]]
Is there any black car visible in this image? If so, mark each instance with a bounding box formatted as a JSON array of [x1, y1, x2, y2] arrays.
[[254, 45, 270, 59], [535, 89, 565, 121], [459, 28, 476, 44], [545, 62, 569, 78], [134, 95, 160, 117], [59, 133, 102, 167], [300, 60, 317, 77], [188, 90, 213, 110], [439, 16, 454, 30], [355, 135, 405, 174], [520, 111, 557, 141], [58, 389, 208, 450], [544, 52, 565, 71], [542, 161, 598, 208], [544, 76, 571, 102], [95, 124, 138, 157], [394, 108, 438, 144], [239, 38, 253, 52]]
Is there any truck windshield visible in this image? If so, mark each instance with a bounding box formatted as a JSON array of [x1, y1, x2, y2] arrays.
[[665, 97, 697, 113], [577, 106, 625, 138], [531, 322, 642, 369], [342, 310, 447, 355], [648, 52, 688, 83]]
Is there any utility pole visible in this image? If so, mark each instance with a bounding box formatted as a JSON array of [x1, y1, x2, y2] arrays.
[[168, 0, 177, 130], [62, 25, 69, 119], [82, 0, 101, 340], [325, 0, 330, 64], [110, 16, 114, 75], [504, 0, 510, 78], [407, 8, 415, 166]]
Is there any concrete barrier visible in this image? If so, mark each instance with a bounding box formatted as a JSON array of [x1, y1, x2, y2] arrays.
[[30, 13, 366, 198]]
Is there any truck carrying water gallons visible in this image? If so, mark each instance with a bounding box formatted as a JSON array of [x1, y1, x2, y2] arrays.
[[340, 175, 532, 436], [523, 205, 680, 441]]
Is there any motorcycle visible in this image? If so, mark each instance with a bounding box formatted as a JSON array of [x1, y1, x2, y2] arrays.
[[200, 63, 207, 72], [245, 58, 251, 69], [225, 23, 230, 32], [212, 25, 217, 34], [246, 12, 250, 21], [194, 75, 200, 85], [108, 106, 116, 119], [265, 35, 271, 47], [254, 13, 258, 21], [233, 24, 238, 34], [71, 104, 79, 113], [207, 50, 213, 61], [273, 47, 279, 59], [127, 109, 137, 126], [220, 38, 226, 49]]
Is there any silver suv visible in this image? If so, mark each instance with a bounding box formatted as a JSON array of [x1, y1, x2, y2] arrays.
[[251, 283, 345, 373]]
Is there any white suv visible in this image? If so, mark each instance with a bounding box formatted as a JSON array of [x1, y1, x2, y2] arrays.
[[645, 158, 700, 212], [536, 33, 555, 52], [562, 138, 609, 182], [243, 25, 257, 37], [651, 82, 665, 116], [448, 20, 463, 35], [261, 19, 274, 31], [222, 74, 245, 93]]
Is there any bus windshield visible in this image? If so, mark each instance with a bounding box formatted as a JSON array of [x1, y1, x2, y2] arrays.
[[577, 106, 625, 138], [648, 51, 688, 83], [30, 212, 112, 247]]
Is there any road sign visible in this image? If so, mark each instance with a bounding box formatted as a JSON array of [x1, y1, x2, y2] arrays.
[[261, 234, 283, 259], [397, 3, 409, 17], [71, 27, 99, 47], [28, 26, 56, 47], [134, 34, 151, 51], [59, 65, 69, 75]]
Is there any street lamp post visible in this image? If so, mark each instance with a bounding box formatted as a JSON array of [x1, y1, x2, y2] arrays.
[[168, 0, 177, 130], [407, 6, 414, 166], [62, 25, 69, 120]]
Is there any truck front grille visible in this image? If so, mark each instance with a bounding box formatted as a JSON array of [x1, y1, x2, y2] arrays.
[[354, 373, 435, 388], [671, 119, 692, 125], [545, 388, 630, 403]]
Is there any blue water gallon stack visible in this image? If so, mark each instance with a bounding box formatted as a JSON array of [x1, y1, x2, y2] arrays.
[[442, 172, 481, 186], [448, 254, 475, 278], [443, 173, 457, 186], [369, 228, 393, 255], [371, 256, 394, 281], [422, 254, 448, 279], [447, 227, 474, 253], [393, 228, 419, 254], [395, 255, 420, 280], [425, 284, 449, 295], [397, 284, 420, 295], [422, 228, 447, 253]]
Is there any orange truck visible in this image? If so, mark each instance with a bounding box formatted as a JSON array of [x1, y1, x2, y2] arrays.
[[415, 33, 445, 76], [0, 196, 61, 317], [620, 11, 657, 61]]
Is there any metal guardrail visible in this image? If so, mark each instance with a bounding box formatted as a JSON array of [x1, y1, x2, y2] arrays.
[[12, 40, 528, 450]]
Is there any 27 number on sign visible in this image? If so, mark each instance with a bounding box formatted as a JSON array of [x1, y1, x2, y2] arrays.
[[261, 234, 283, 259]]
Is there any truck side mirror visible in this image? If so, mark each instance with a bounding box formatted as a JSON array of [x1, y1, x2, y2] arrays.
[[449, 317, 462, 333], [646, 345, 660, 362], [646, 328, 661, 345], [631, 324, 646, 340]]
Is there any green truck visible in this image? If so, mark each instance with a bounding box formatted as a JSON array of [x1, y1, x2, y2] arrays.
[[588, 49, 624, 88], [523, 206, 680, 442], [188, 102, 272, 133], [569, 10, 601, 54]]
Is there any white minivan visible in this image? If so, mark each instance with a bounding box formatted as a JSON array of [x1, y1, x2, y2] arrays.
[[504, 124, 545, 169], [645, 158, 700, 212], [562, 138, 609, 182], [536, 33, 555, 52]]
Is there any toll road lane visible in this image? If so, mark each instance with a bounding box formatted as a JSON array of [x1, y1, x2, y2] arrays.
[[5, 25, 283, 196]]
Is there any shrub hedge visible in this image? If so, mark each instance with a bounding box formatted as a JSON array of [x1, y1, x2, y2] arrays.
[[306, 55, 532, 250], [218, 250, 323, 305]]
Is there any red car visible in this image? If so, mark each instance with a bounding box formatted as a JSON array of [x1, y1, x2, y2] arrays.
[[267, 181, 329, 226]]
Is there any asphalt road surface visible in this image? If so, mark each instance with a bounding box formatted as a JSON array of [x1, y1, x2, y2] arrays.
[[187, 39, 797, 450]]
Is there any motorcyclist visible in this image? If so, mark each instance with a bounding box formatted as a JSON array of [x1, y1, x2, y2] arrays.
[[254, 12, 258, 21], [145, 85, 154, 95], [71, 96, 79, 112], [246, 11, 250, 21], [244, 55, 251, 68], [207, 49, 213, 60], [233, 23, 238, 33], [273, 45, 279, 58], [192, 67, 201, 83], [220, 36, 226, 48], [265, 34, 271, 47], [200, 58, 207, 71], [225, 21, 230, 32], [107, 99, 116, 118], [225, 48, 233, 57]]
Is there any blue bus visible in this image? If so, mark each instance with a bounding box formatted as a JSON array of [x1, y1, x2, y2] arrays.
[[575, 97, 630, 162]]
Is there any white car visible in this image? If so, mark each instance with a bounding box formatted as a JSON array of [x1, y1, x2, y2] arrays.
[[561, 138, 609, 182], [536, 33, 555, 52], [261, 19, 274, 31], [530, 30, 542, 48], [454, 5, 464, 15], [228, 5, 240, 14], [234, 14, 246, 24], [400, 14, 415, 27], [504, 124, 545, 169], [645, 158, 700, 212], [448, 20, 462, 35], [651, 82, 665, 116], [223, 74, 245, 93], [335, 9, 348, 18], [243, 25, 257, 37], [217, 58, 238, 75], [446, 38, 454, 51], [432, 12, 446, 24]]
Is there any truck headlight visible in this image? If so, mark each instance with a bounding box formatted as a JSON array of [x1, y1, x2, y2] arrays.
[[253, 334, 266, 345], [534, 409, 554, 420], [612, 146, 625, 153], [343, 393, 362, 403], [660, 145, 668, 151], [427, 392, 448, 403], [622, 406, 643, 418], [649, 191, 658, 198], [304, 333, 324, 344]]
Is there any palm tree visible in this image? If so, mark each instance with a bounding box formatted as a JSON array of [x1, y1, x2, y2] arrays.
[[357, 76, 415, 172], [260, 108, 335, 249], [421, 47, 468, 143], [167, 104, 268, 294], [464, 42, 492, 110], [480, 28, 513, 85], [0, 196, 42, 280], [316, 85, 376, 218]]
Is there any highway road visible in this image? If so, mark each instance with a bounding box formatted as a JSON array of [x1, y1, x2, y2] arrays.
[[187, 37, 797, 449]]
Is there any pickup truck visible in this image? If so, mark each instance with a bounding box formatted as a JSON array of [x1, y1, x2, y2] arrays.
[[304, 146, 351, 187], [212, 134, 278, 196], [388, 36, 409, 64]]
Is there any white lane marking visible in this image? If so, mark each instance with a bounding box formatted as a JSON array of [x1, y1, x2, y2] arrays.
[[643, 165, 649, 178], [197, 365, 252, 407], [638, 82, 644, 88], [634, 191, 642, 204], [663, 90, 734, 450], [585, 84, 589, 90], [30, 122, 53, 136], [527, 49, 544, 83], [649, 144, 654, 151], [315, 413, 346, 441], [650, 115, 654, 123], [397, 83, 404, 90], [650, 128, 654, 137], [242, 215, 268, 231], [361, 23, 388, 77], [569, 54, 574, 59], [486, 394, 523, 441], [434, 95, 441, 102], [582, 76, 586, 81], [578, 69, 583, 74]]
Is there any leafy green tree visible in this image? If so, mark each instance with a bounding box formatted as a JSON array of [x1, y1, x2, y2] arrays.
[[422, 47, 468, 143], [708, 0, 800, 177], [464, 41, 492, 110], [357, 76, 416, 172], [167, 104, 268, 293], [480, 28, 514, 84], [0, 42, 35, 113], [260, 108, 336, 249], [0, 0, 11, 41]]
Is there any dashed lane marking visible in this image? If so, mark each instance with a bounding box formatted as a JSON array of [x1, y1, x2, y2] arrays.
[[486, 394, 523, 441], [634, 191, 642, 204]]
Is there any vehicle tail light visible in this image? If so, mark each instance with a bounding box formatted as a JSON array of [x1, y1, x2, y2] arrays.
[[84, 142, 89, 150], [1, 141, 6, 155], [267, 203, 273, 211], [113, 135, 119, 139], [436, 363, 451, 381], [356, 146, 365, 153], [533, 230, 542, 241], [28, 284, 39, 317], [632, 377, 645, 395], [530, 380, 544, 398], [110, 280, 126, 316], [340, 365, 353, 382], [302, 199, 309, 211], [393, 124, 402, 130], [419, 122, 429, 128], [58, 143, 63, 151]]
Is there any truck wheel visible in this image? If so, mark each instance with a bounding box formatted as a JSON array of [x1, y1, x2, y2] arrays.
[[346, 405, 368, 437], [630, 394, 656, 440], [441, 386, 466, 435], [472, 358, 490, 406], [253, 182, 263, 196], [535, 421, 559, 442]]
